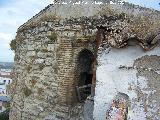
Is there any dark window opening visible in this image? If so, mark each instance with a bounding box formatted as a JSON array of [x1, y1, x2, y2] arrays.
[[76, 49, 94, 102]]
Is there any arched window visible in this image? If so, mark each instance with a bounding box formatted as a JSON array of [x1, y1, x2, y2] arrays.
[[76, 49, 94, 102]]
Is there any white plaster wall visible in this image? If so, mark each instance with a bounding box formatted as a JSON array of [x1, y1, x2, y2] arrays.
[[93, 45, 160, 120], [0, 76, 12, 95], [0, 77, 12, 85]]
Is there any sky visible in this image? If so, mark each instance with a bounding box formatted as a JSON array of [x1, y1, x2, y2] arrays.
[[0, 0, 159, 62]]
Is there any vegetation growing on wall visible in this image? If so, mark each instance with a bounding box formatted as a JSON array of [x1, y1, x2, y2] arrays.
[[0, 109, 10, 120], [47, 32, 57, 42], [41, 49, 49, 53], [23, 86, 32, 97], [0, 102, 10, 120], [118, 12, 127, 21], [10, 39, 16, 51]]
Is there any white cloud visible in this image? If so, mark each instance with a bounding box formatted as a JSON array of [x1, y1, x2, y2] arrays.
[[0, 33, 13, 50], [0, 0, 53, 62], [0, 32, 14, 62], [0, 33, 12, 41]]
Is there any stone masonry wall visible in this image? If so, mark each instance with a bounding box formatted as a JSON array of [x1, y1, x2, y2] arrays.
[[9, 21, 60, 120], [9, 18, 97, 119], [9, 1, 160, 120]]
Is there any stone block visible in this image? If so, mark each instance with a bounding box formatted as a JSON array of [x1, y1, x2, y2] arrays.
[[27, 44, 34, 51], [47, 44, 55, 51], [37, 52, 47, 58], [42, 66, 53, 75], [39, 26, 46, 32], [27, 51, 36, 57], [44, 114, 56, 120], [45, 58, 54, 66], [35, 58, 45, 64], [47, 22, 53, 28]]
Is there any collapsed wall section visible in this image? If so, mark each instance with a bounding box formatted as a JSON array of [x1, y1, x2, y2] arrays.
[[94, 46, 160, 120]]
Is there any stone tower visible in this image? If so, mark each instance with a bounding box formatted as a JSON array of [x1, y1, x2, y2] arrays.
[[9, 0, 160, 120]]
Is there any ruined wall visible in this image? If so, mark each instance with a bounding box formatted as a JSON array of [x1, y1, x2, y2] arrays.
[[9, 17, 97, 119], [94, 45, 160, 120], [18, 0, 160, 41], [17, 1, 160, 51], [9, 1, 160, 120], [9, 21, 61, 120]]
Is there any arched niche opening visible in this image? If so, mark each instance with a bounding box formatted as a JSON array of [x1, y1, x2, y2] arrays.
[[76, 49, 94, 102]]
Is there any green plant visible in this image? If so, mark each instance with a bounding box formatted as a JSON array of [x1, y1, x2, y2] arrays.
[[10, 39, 17, 51], [4, 102, 10, 109], [23, 86, 32, 97], [47, 32, 57, 42], [41, 49, 49, 53], [0, 108, 10, 120], [119, 12, 127, 20]]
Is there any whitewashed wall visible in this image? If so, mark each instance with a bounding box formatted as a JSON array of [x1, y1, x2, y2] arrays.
[[0, 76, 12, 95], [94, 45, 160, 120]]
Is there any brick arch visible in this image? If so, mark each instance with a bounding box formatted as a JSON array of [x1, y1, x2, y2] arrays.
[[73, 48, 95, 102], [58, 46, 96, 105], [73, 47, 95, 82], [77, 49, 94, 85], [75, 47, 95, 60]]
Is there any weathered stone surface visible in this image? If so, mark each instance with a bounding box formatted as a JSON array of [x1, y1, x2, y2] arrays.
[[27, 44, 35, 51], [47, 44, 55, 51], [37, 52, 47, 58], [35, 58, 45, 64], [26, 51, 36, 57], [9, 1, 160, 120], [45, 57, 54, 66]]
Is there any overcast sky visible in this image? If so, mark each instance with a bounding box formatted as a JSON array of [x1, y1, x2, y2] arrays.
[[0, 0, 159, 62]]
